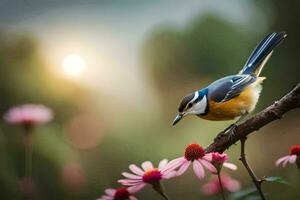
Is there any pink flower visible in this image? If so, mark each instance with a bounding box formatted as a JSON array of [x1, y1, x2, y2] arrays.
[[211, 152, 237, 172], [118, 159, 177, 192], [166, 143, 217, 179], [4, 104, 53, 126], [276, 145, 300, 167], [97, 187, 137, 200], [202, 174, 241, 195]]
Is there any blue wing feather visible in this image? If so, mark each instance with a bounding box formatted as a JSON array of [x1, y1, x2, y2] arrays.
[[220, 75, 256, 102], [208, 75, 256, 103]]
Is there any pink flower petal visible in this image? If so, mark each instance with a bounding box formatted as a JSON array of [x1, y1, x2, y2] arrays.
[[223, 162, 238, 170], [128, 183, 146, 193], [163, 157, 186, 172], [4, 104, 53, 125], [203, 153, 213, 161], [289, 155, 297, 164], [118, 179, 143, 186], [105, 189, 116, 196], [225, 179, 241, 192], [202, 173, 241, 195], [202, 182, 219, 195], [162, 170, 177, 179], [193, 160, 205, 179], [275, 155, 290, 166], [282, 157, 291, 167], [221, 174, 241, 192], [227, 180, 241, 192], [200, 159, 217, 173], [118, 179, 142, 183], [176, 160, 191, 176], [211, 152, 229, 163], [98, 195, 113, 200], [118, 182, 139, 186], [129, 164, 144, 176], [129, 196, 138, 200], [122, 172, 142, 180], [158, 159, 168, 169], [141, 161, 154, 171]]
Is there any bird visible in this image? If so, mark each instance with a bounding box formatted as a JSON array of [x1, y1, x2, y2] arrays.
[[172, 32, 287, 136]]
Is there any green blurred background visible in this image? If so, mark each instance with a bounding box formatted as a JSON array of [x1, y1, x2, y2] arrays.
[[0, 0, 299, 199]]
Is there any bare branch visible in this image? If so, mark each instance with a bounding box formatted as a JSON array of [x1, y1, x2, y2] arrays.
[[239, 137, 266, 200], [206, 83, 300, 153]]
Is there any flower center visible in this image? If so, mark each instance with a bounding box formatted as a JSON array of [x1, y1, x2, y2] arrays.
[[113, 188, 130, 200], [290, 145, 300, 155], [21, 118, 35, 125], [184, 143, 205, 161], [142, 168, 162, 184]]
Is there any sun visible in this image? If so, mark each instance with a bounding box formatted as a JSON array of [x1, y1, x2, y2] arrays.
[[62, 54, 86, 77]]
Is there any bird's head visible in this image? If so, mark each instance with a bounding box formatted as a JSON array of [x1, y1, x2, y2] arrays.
[[172, 88, 208, 126]]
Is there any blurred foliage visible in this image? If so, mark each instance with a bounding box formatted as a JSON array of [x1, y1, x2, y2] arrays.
[[265, 176, 289, 185], [229, 187, 257, 200], [266, 0, 300, 94], [143, 15, 253, 85]]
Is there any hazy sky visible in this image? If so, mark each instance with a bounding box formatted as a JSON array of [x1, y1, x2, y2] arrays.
[[0, 0, 260, 104]]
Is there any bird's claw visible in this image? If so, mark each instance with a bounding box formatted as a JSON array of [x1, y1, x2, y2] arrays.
[[214, 124, 238, 145], [227, 124, 237, 144], [214, 124, 237, 144]]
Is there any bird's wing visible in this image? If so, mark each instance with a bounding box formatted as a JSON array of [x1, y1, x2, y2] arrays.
[[208, 75, 257, 103]]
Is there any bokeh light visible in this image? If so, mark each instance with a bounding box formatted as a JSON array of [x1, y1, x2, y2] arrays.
[[62, 54, 86, 77], [65, 113, 104, 149], [61, 162, 86, 192]]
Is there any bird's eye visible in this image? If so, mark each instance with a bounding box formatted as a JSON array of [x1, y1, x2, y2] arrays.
[[187, 103, 193, 109]]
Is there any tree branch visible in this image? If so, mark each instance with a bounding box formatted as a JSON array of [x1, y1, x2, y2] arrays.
[[239, 137, 266, 200], [205, 83, 300, 153]]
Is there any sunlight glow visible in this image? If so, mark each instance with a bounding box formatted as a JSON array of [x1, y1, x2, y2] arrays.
[[62, 54, 86, 77]]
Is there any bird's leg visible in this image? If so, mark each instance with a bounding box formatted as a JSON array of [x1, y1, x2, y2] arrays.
[[214, 124, 235, 142], [214, 112, 249, 143], [227, 124, 238, 143], [227, 113, 249, 143]]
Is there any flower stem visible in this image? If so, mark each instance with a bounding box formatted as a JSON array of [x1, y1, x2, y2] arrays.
[[217, 172, 226, 200], [239, 137, 266, 200], [22, 127, 36, 200], [24, 130, 33, 178], [152, 182, 170, 200]]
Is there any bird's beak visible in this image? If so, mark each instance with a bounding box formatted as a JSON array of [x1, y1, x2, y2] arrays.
[[172, 114, 183, 126]]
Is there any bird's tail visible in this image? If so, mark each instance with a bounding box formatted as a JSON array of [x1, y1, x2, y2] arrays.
[[239, 32, 287, 76]]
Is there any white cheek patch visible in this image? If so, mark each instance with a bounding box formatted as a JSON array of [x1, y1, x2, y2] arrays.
[[189, 95, 207, 115], [191, 91, 199, 102]]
